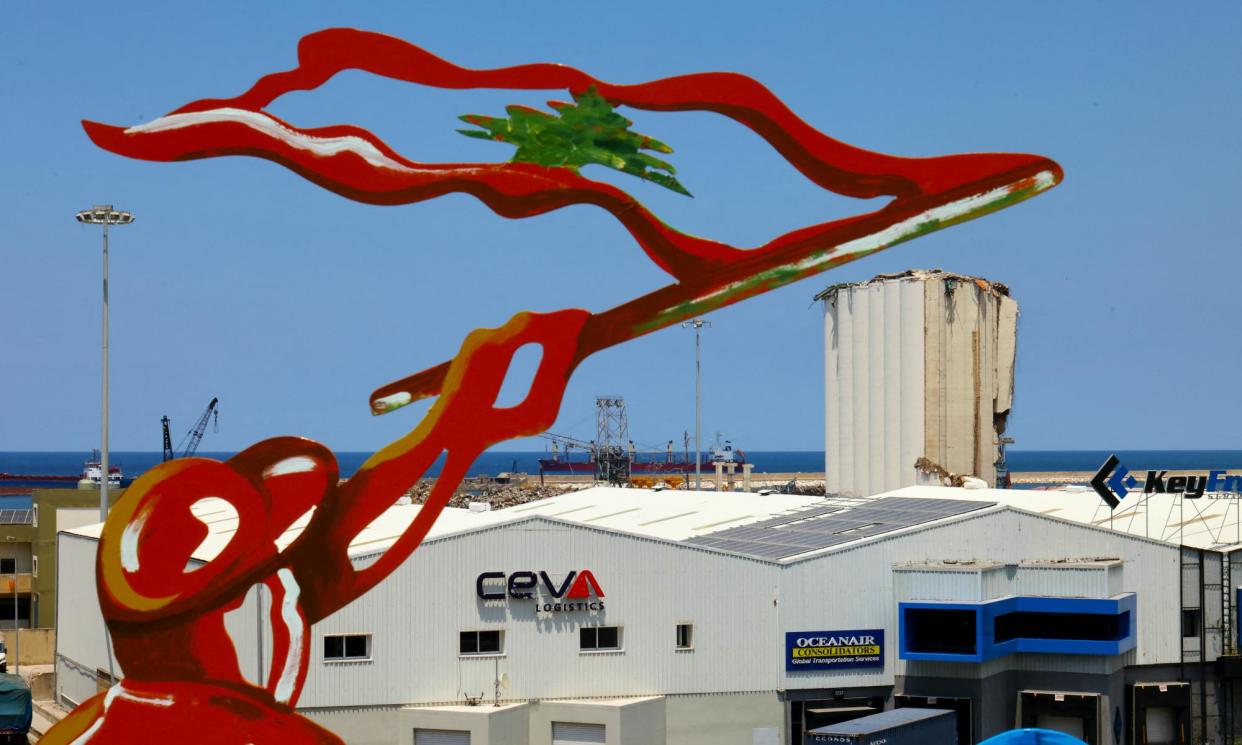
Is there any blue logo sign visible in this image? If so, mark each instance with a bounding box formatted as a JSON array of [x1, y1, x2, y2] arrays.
[[1091, 454, 1137, 508], [785, 629, 884, 672], [1092, 454, 1242, 509]]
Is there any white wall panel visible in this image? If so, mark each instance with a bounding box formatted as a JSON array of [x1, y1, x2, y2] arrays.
[[53, 504, 1182, 713], [298, 519, 780, 708], [56, 534, 115, 675], [1016, 565, 1115, 599], [894, 568, 985, 602], [779, 508, 1179, 689]]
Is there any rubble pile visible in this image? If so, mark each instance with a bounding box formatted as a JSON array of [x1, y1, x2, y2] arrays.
[[404, 478, 579, 509]]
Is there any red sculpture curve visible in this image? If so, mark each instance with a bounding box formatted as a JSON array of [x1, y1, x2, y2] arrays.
[[46, 29, 1061, 743]]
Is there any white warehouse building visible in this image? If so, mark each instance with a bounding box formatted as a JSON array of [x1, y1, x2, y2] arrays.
[[55, 485, 1224, 745]]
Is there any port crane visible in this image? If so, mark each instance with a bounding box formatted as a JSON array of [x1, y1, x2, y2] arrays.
[[161, 397, 220, 462], [538, 431, 597, 462]]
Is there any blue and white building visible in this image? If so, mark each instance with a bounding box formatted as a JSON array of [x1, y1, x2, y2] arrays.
[[54, 484, 1216, 745]]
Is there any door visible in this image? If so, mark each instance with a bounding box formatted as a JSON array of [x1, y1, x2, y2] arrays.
[[1144, 707, 1175, 744], [414, 729, 470, 745], [895, 694, 972, 745], [552, 721, 606, 744], [1130, 682, 1189, 745], [1038, 714, 1086, 740]]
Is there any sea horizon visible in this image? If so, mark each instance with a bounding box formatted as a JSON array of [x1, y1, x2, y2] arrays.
[[4, 449, 1242, 479]]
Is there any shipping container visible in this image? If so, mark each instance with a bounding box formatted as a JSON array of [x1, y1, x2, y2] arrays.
[[806, 707, 955, 745]]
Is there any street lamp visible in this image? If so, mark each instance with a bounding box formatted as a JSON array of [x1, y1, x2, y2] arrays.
[[681, 318, 711, 490], [75, 205, 134, 523]]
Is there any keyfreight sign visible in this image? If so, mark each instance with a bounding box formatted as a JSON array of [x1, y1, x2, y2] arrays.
[[785, 629, 884, 672], [1091, 453, 1242, 508]]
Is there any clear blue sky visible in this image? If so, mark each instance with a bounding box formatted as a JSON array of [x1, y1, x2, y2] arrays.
[[2, 3, 1239, 453]]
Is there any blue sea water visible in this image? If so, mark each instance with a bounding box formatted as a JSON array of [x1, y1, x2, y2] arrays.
[[5, 449, 1242, 480], [0, 450, 826, 482], [3, 450, 1241, 508]]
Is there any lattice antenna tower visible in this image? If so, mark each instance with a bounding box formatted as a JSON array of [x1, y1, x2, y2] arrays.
[[595, 396, 630, 484]]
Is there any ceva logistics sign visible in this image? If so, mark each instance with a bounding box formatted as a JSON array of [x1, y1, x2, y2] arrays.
[[785, 629, 884, 672]]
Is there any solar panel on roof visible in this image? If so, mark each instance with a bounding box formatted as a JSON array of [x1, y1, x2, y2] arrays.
[[681, 496, 993, 560], [0, 509, 31, 525], [746, 504, 843, 529]]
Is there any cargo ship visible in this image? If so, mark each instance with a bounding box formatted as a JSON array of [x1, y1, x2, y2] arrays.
[[538, 436, 744, 475], [0, 450, 125, 489]]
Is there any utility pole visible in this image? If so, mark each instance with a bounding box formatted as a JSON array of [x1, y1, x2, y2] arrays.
[[681, 319, 711, 490], [76, 206, 135, 522], [11, 561, 16, 675]]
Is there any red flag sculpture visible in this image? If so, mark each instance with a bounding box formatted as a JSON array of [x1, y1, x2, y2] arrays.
[[46, 28, 1060, 743]]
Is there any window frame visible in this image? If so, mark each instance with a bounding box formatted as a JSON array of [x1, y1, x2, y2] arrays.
[[1182, 608, 1201, 639], [675, 622, 694, 651], [322, 633, 373, 663], [579, 625, 623, 653], [459, 629, 505, 657]]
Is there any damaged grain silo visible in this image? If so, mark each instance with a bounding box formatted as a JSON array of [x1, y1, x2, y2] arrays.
[[815, 269, 1018, 496]]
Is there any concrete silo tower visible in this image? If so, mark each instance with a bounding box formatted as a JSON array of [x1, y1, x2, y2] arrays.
[[816, 269, 1018, 496]]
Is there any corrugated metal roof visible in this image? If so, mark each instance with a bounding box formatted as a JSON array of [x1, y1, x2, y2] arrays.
[[876, 484, 1242, 552], [682, 495, 994, 560], [70, 481, 1225, 564], [63, 487, 827, 562]]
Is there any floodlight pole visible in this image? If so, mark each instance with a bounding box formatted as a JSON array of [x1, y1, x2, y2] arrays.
[[11, 561, 17, 674], [76, 206, 135, 523], [681, 318, 711, 490]]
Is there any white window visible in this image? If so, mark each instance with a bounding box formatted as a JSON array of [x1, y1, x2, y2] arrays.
[[552, 721, 605, 744], [459, 630, 503, 656], [676, 623, 693, 650], [323, 633, 370, 662], [579, 625, 621, 651], [414, 729, 470, 745], [31, 506, 38, 528], [31, 556, 37, 578]]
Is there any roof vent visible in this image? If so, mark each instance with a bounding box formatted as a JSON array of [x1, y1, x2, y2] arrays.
[[468, 502, 492, 513]]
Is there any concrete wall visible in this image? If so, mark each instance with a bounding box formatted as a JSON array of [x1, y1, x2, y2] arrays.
[[302, 707, 400, 745], [665, 692, 782, 745], [0, 543, 33, 574], [55, 655, 100, 709], [34, 489, 124, 629], [325, 696, 769, 745], [398, 703, 529, 745], [8, 627, 54, 665], [530, 697, 664, 745]]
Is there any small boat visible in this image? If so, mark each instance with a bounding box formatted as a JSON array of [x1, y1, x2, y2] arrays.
[[77, 450, 124, 490], [0, 449, 125, 489]]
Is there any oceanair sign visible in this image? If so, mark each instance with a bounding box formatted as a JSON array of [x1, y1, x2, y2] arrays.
[[1091, 454, 1242, 508], [785, 629, 884, 672], [476, 570, 605, 612]]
